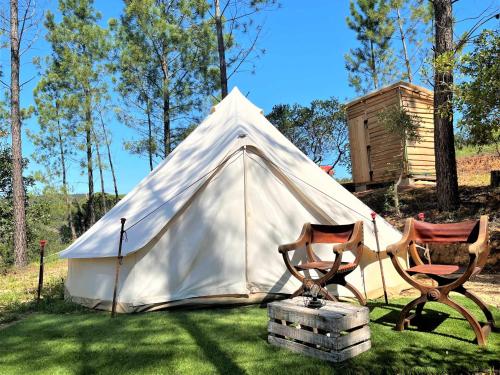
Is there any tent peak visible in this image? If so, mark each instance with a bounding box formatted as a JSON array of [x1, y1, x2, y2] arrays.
[[211, 87, 264, 117], [229, 86, 242, 95]]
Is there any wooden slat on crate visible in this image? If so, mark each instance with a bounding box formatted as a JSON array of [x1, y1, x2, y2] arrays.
[[268, 335, 372, 363], [268, 299, 369, 333], [268, 321, 370, 351]]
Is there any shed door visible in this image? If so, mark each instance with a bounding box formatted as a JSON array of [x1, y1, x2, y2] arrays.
[[348, 115, 370, 183]]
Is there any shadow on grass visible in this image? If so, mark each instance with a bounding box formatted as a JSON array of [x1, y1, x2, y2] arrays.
[[0, 298, 498, 374], [369, 299, 498, 345], [371, 301, 450, 331], [171, 313, 246, 374]]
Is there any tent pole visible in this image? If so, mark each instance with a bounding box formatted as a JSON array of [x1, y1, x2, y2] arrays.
[[111, 217, 127, 318], [371, 212, 388, 304]]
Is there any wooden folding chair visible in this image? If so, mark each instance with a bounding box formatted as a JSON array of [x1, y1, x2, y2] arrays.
[[387, 215, 496, 346], [278, 222, 366, 305]]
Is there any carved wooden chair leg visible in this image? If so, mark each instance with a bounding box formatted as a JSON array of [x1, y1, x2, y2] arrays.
[[291, 285, 305, 299], [415, 302, 426, 318], [396, 295, 428, 331], [455, 287, 496, 329], [442, 296, 487, 346], [340, 281, 366, 306], [321, 287, 337, 301]]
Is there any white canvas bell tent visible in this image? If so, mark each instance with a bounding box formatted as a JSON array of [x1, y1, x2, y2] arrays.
[[61, 87, 408, 312]]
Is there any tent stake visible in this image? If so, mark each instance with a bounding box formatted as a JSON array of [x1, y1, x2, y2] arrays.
[[37, 240, 47, 304], [371, 212, 388, 304], [111, 218, 127, 318]]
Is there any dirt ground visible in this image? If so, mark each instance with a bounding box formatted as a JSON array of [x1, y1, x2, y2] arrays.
[[457, 153, 500, 186]]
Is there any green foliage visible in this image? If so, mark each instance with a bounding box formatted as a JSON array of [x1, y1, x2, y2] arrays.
[[456, 29, 499, 152], [267, 98, 349, 168], [345, 0, 397, 93], [63, 193, 120, 240], [0, 146, 40, 270], [389, 0, 433, 81], [454, 143, 498, 158], [377, 105, 421, 143], [113, 0, 218, 162], [30, 61, 78, 184], [42, 0, 112, 171], [0, 93, 8, 138]]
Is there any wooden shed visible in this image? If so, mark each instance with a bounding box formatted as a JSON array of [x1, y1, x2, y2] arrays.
[[345, 82, 436, 191]]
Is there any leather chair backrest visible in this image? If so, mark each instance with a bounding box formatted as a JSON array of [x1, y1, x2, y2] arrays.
[[413, 220, 480, 244], [310, 223, 355, 244]]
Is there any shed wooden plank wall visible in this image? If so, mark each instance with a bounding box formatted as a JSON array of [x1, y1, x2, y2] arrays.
[[346, 82, 436, 186], [400, 87, 436, 179], [347, 87, 402, 184]]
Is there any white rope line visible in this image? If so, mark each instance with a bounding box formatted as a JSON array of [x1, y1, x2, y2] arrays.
[[245, 151, 373, 222], [125, 147, 243, 231]]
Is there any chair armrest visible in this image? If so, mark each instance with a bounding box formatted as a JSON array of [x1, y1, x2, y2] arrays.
[[332, 221, 363, 264], [278, 224, 310, 254], [468, 215, 489, 255], [332, 242, 347, 254], [278, 241, 304, 253], [468, 215, 489, 271], [387, 218, 414, 257]]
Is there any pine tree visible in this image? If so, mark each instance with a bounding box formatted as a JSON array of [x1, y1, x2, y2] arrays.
[[97, 108, 119, 201], [432, 0, 459, 210], [10, 0, 27, 266], [211, 0, 277, 98], [345, 0, 397, 94], [389, 0, 432, 82], [44, 0, 111, 227], [31, 65, 78, 240], [456, 29, 499, 153], [114, 0, 217, 163]]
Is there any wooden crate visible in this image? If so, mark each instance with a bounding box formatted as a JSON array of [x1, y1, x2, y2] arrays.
[[267, 298, 371, 362]]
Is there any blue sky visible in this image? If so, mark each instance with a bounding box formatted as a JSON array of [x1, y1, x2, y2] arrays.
[[2, 0, 498, 194]]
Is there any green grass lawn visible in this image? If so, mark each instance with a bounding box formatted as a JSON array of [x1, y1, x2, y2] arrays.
[[0, 295, 498, 375]]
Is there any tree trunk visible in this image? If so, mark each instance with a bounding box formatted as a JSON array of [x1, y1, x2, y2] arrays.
[[214, 0, 228, 98], [396, 6, 412, 82], [161, 56, 171, 158], [84, 91, 95, 227], [369, 40, 379, 89], [57, 115, 77, 240], [10, 0, 27, 267], [433, 0, 459, 210], [99, 112, 119, 202], [146, 98, 154, 171], [93, 128, 107, 214]]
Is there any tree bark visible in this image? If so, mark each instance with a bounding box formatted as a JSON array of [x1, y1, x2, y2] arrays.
[[93, 128, 107, 214], [396, 6, 412, 82], [84, 90, 95, 227], [99, 112, 119, 202], [433, 0, 459, 210], [214, 0, 228, 98], [161, 55, 171, 158], [369, 40, 379, 89], [10, 0, 27, 267], [56, 113, 77, 240], [146, 98, 154, 171]]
